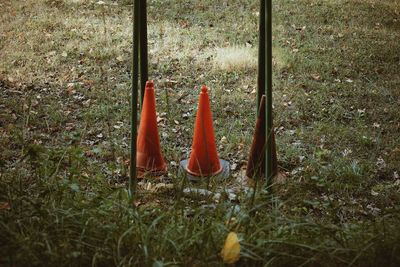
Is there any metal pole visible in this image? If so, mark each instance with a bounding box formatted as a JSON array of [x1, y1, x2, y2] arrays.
[[130, 0, 140, 200], [257, 0, 265, 113], [139, 0, 148, 106], [265, 0, 273, 185]]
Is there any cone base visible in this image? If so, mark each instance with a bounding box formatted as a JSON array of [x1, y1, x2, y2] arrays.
[[245, 172, 277, 184], [179, 159, 230, 181], [137, 165, 168, 179], [246, 171, 287, 187]]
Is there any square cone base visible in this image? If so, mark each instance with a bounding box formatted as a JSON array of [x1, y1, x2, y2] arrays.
[[178, 159, 230, 182]]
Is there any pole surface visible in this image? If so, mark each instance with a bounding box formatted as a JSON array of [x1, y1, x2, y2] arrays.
[[130, 0, 140, 200], [257, 0, 265, 113], [265, 0, 273, 185], [139, 0, 148, 106]]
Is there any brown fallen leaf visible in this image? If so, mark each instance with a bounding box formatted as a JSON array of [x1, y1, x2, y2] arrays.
[[311, 73, 321, 80], [0, 202, 11, 210]]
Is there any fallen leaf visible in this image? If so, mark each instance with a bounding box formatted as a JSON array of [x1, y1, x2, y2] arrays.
[[133, 200, 142, 207], [0, 202, 10, 210], [373, 123, 380, 128], [371, 189, 379, 196], [221, 232, 240, 264], [31, 100, 39, 107], [67, 83, 76, 95], [65, 122, 75, 131], [274, 171, 287, 184], [179, 21, 189, 28], [311, 73, 321, 80], [221, 136, 228, 144]]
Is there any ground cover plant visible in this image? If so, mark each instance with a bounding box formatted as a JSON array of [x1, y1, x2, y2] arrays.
[[1, 0, 399, 266]]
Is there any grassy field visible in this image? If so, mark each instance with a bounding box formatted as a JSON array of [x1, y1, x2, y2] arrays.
[[1, 0, 400, 266]]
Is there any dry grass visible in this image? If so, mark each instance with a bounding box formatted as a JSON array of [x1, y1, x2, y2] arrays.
[[213, 46, 257, 71]]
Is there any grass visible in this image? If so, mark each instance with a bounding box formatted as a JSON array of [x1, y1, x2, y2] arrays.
[[1, 0, 400, 266], [213, 46, 257, 71]]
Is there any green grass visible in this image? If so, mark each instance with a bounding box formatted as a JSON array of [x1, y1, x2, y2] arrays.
[[1, 0, 400, 266]]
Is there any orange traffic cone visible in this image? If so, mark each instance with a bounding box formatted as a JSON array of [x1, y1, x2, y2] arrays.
[[246, 95, 278, 179], [136, 80, 167, 177], [180, 85, 229, 181]]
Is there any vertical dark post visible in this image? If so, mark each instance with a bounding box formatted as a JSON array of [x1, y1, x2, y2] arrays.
[[265, 0, 273, 185], [139, 0, 148, 106], [257, 0, 265, 113], [130, 0, 140, 200]]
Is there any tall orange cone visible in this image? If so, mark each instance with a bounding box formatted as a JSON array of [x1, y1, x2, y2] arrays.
[[180, 85, 229, 180], [136, 80, 167, 177], [246, 95, 278, 179]]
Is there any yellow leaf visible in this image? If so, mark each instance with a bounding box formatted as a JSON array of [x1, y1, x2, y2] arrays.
[[221, 232, 240, 264]]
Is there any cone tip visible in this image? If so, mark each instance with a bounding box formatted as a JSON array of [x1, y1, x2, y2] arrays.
[[146, 80, 154, 88], [201, 85, 208, 93]]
